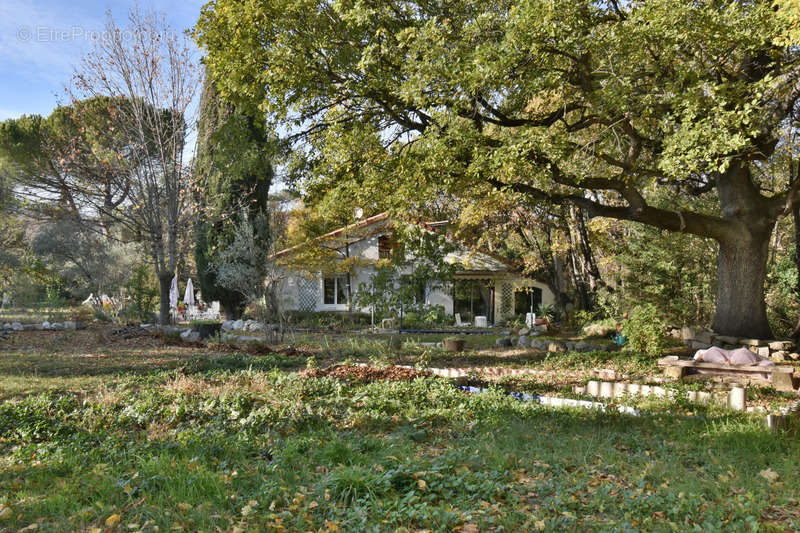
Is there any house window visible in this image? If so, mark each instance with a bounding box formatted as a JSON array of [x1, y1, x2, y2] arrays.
[[323, 276, 349, 305], [400, 275, 426, 305], [378, 234, 393, 259]]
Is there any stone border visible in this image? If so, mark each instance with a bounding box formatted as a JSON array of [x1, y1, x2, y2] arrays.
[[1, 321, 86, 332]]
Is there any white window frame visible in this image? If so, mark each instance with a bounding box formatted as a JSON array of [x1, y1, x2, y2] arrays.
[[322, 275, 349, 307]]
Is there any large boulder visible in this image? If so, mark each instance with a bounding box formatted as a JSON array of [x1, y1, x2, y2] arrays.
[[221, 320, 234, 331], [517, 335, 531, 348], [690, 340, 712, 350], [496, 337, 513, 347], [245, 320, 265, 332], [771, 351, 787, 362], [694, 331, 714, 345], [769, 340, 794, 351], [180, 330, 201, 342], [63, 321, 77, 330], [11, 322, 23, 331], [531, 339, 550, 350], [232, 319, 245, 330], [582, 323, 615, 337], [42, 321, 51, 330]]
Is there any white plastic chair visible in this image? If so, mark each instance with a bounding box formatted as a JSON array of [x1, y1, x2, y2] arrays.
[[455, 313, 471, 327]]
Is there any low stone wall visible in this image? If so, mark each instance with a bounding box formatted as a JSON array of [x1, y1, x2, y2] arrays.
[[674, 327, 798, 362], [1, 321, 85, 332], [497, 334, 618, 352]]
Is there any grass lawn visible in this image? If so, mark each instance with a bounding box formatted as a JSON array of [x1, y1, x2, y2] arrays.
[[1, 328, 799, 531]]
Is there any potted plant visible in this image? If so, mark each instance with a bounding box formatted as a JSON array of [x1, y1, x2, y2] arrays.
[[444, 336, 466, 352], [191, 320, 222, 340]]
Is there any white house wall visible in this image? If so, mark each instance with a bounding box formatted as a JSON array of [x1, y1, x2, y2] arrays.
[[274, 218, 556, 322]]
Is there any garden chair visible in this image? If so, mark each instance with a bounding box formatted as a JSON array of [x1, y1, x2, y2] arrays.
[[186, 305, 200, 321], [455, 313, 471, 327]]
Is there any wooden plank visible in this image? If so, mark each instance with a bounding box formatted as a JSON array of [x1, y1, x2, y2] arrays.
[[658, 356, 796, 390], [658, 357, 793, 373]]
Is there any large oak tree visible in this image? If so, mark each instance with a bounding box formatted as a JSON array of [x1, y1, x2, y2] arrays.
[[197, 0, 800, 338]]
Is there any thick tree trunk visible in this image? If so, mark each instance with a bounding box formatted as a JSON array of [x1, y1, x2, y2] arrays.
[[158, 273, 172, 325], [712, 233, 773, 339]]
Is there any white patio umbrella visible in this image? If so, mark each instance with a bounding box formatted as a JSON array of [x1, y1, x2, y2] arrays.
[[169, 275, 179, 310], [183, 278, 195, 307]]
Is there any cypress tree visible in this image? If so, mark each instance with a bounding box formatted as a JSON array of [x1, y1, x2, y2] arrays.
[[195, 68, 273, 319]]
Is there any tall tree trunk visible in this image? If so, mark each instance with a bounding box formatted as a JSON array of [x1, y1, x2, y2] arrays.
[[158, 273, 172, 325], [710, 163, 774, 338], [712, 232, 772, 338]]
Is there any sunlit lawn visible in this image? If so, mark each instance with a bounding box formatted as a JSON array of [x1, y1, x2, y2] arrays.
[[1, 328, 798, 531]]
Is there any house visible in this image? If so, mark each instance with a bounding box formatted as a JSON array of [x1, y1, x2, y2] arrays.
[[273, 212, 555, 325]]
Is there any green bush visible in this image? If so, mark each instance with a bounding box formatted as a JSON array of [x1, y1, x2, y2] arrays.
[[621, 304, 666, 355], [123, 264, 159, 321], [402, 311, 420, 328], [283, 311, 370, 329], [93, 308, 113, 323]]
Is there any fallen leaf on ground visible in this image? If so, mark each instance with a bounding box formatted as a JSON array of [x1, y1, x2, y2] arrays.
[[760, 468, 779, 483]]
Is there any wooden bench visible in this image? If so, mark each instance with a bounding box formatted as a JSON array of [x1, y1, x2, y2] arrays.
[[658, 356, 796, 391]]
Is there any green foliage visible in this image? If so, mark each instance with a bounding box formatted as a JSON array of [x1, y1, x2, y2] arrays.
[[766, 243, 799, 337], [594, 218, 718, 327], [285, 310, 370, 329], [121, 264, 159, 321], [194, 71, 274, 319], [621, 304, 667, 355], [194, 0, 800, 338], [536, 303, 555, 322], [3, 359, 798, 530]]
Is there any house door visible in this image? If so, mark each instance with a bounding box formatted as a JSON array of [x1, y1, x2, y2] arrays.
[[514, 287, 542, 316], [453, 280, 492, 322]]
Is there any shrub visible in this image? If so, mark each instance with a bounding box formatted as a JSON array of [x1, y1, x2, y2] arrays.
[[621, 304, 666, 355], [402, 311, 420, 328], [70, 306, 94, 324], [284, 311, 370, 329], [536, 303, 556, 321], [93, 308, 112, 323], [123, 264, 159, 321]]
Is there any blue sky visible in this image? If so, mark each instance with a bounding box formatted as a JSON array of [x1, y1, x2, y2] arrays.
[[0, 0, 206, 121]]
